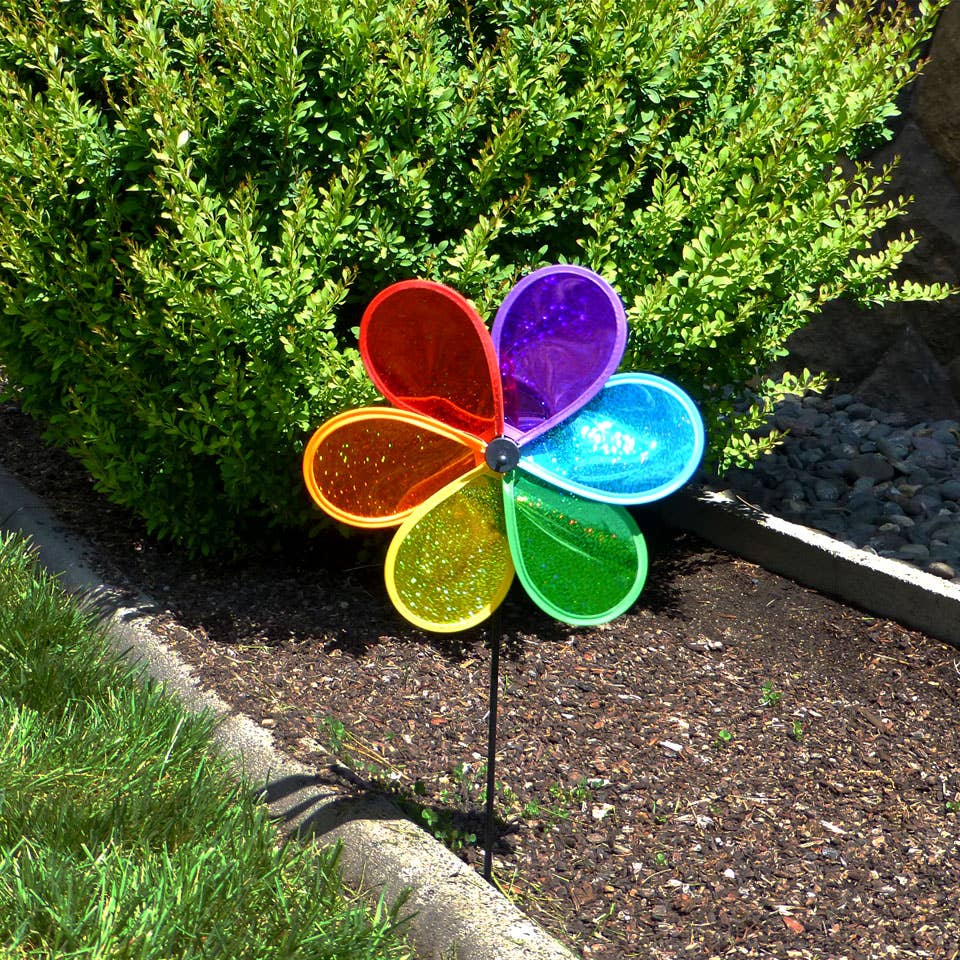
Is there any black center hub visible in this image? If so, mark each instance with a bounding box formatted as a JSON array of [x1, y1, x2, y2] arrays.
[[485, 436, 521, 474]]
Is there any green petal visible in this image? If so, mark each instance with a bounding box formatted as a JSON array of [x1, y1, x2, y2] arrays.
[[504, 471, 647, 625]]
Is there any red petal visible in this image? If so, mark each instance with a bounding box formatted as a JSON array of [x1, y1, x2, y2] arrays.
[[361, 280, 503, 442]]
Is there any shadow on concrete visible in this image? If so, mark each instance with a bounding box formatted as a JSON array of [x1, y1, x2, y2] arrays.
[[254, 765, 516, 860]]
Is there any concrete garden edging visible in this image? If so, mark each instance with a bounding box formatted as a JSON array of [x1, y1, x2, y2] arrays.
[[660, 487, 960, 650]]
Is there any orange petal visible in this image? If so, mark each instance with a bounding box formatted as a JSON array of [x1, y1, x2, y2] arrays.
[[303, 408, 483, 528]]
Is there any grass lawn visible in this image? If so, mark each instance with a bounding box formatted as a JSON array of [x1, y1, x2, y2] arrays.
[[0, 532, 412, 960]]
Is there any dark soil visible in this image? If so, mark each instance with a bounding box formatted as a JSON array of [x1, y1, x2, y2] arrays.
[[2, 398, 960, 960]]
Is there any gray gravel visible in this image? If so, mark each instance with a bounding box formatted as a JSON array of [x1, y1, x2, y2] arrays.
[[716, 393, 960, 582]]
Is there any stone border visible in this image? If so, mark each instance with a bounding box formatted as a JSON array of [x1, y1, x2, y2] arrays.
[[661, 487, 960, 649], [0, 465, 575, 960]]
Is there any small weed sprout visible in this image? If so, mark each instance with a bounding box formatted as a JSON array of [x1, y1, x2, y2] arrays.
[[317, 721, 601, 851], [760, 681, 783, 708]]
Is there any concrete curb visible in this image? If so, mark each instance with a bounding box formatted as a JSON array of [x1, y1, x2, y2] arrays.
[[661, 488, 960, 649], [0, 465, 576, 960]]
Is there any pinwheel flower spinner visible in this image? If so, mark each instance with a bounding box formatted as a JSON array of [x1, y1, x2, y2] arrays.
[[303, 265, 704, 632]]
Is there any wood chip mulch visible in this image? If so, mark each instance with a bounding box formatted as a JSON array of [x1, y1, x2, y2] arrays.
[[2, 399, 960, 960]]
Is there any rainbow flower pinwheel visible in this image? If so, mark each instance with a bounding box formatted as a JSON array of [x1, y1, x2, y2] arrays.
[[303, 265, 704, 633]]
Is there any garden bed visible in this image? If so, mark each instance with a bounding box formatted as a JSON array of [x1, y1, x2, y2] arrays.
[[2, 399, 959, 959]]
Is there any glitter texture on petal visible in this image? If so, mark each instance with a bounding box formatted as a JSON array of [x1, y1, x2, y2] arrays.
[[361, 280, 503, 442], [303, 408, 483, 528], [503, 470, 647, 625], [519, 373, 705, 505], [492, 265, 626, 442], [385, 466, 515, 631]]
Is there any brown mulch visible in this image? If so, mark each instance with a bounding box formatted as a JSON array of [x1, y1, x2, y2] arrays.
[[2, 397, 960, 960]]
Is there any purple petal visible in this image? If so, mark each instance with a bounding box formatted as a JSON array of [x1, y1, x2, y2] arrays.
[[492, 265, 627, 442]]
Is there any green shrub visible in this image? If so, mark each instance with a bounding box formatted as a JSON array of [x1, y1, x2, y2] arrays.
[[0, 0, 949, 553]]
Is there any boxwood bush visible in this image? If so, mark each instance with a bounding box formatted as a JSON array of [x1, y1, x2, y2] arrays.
[[0, 0, 949, 553]]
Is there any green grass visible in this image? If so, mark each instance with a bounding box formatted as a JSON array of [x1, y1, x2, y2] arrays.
[[0, 532, 412, 960]]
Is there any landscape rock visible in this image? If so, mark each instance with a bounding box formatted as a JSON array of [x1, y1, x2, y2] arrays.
[[898, 544, 931, 563], [717, 391, 960, 582], [844, 454, 895, 483], [928, 561, 957, 580]]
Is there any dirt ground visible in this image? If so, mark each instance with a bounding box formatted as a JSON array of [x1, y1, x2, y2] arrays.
[[2, 398, 959, 960]]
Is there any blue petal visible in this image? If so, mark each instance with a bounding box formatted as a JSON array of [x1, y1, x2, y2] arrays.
[[518, 373, 705, 505]]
